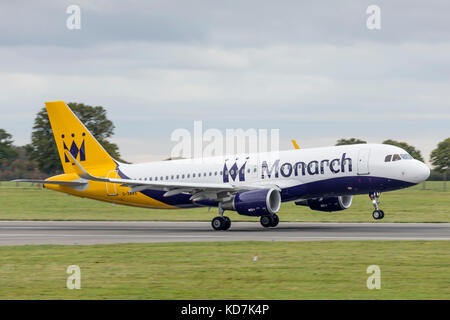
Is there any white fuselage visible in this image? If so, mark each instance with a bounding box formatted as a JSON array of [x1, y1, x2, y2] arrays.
[[116, 144, 430, 208]]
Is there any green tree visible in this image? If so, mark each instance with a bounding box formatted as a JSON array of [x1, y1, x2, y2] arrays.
[[0, 129, 18, 161], [336, 138, 367, 146], [430, 138, 450, 191], [27, 102, 125, 174], [0, 146, 45, 180], [382, 139, 424, 162]]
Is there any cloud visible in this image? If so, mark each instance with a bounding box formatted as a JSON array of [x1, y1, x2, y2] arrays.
[[0, 1, 449, 163], [2, 1, 450, 47]]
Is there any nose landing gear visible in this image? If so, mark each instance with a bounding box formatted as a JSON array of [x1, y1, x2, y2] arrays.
[[370, 192, 384, 220]]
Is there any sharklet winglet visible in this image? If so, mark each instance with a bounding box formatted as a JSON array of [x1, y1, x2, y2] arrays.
[[292, 139, 300, 150]]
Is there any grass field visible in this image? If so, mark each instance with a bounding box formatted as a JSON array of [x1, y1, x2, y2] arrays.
[[0, 241, 448, 299], [1, 182, 448, 300], [0, 181, 448, 222]]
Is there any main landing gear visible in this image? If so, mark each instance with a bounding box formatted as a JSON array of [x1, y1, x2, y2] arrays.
[[260, 214, 279, 228], [369, 192, 384, 220], [211, 216, 231, 230], [211, 206, 231, 231], [211, 207, 280, 230]]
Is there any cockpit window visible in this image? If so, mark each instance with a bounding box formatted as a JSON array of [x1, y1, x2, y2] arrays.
[[385, 153, 413, 162], [401, 153, 413, 160]]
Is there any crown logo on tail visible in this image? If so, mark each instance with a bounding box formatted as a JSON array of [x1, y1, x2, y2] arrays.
[[63, 133, 86, 162]]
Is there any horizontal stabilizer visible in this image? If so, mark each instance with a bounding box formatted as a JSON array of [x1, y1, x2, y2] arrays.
[[12, 179, 87, 186]]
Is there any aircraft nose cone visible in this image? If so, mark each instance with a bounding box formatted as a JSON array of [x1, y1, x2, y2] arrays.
[[413, 161, 430, 183]]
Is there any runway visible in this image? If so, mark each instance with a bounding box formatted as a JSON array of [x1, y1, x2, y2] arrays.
[[0, 221, 449, 245]]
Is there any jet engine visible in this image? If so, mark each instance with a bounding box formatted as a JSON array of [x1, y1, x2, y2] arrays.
[[295, 195, 353, 212], [221, 188, 281, 216]]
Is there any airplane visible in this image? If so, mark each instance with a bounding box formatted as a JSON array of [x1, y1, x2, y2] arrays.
[[14, 101, 430, 230]]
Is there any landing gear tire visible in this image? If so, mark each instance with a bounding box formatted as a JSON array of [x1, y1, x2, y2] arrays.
[[211, 216, 231, 230], [260, 215, 279, 228], [270, 214, 279, 227], [223, 216, 231, 230], [372, 210, 384, 220], [260, 215, 273, 228]]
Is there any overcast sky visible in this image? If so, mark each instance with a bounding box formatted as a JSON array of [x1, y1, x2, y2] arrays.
[[0, 0, 449, 163]]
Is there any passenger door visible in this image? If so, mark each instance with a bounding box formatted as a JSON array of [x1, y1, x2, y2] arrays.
[[357, 149, 370, 175]]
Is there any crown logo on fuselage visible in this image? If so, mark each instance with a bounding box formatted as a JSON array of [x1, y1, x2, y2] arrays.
[[223, 158, 248, 182]]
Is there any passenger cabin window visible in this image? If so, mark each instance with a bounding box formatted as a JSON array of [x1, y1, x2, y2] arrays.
[[385, 155, 392, 162]]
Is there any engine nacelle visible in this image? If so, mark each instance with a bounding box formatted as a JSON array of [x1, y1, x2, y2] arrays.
[[295, 195, 353, 212], [222, 188, 281, 216]]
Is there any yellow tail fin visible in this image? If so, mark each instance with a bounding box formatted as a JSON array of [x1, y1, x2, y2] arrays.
[[45, 101, 117, 174]]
